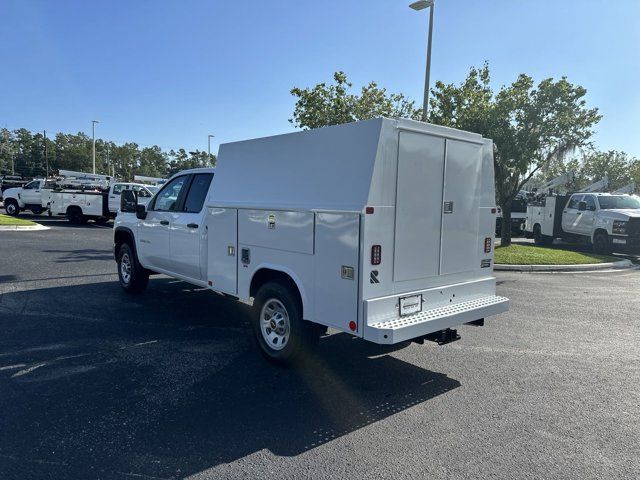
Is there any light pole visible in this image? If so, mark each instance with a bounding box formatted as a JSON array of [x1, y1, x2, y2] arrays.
[[92, 120, 99, 174], [410, 0, 435, 122], [44, 130, 48, 178], [208, 134, 215, 162]]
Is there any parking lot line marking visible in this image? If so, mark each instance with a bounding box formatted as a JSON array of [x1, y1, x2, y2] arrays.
[[11, 363, 46, 378], [120, 340, 159, 349], [0, 363, 27, 371]]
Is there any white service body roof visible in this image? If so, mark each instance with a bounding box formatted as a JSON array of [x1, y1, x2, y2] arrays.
[[207, 117, 486, 213]]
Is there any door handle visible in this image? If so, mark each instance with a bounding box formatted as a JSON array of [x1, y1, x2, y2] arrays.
[[187, 223, 199, 229], [160, 220, 169, 225]]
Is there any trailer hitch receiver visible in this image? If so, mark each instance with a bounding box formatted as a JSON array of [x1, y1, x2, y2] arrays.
[[413, 328, 461, 346]]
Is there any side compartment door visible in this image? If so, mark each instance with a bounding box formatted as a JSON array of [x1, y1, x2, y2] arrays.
[[314, 213, 360, 331], [207, 208, 238, 295], [171, 173, 214, 280]]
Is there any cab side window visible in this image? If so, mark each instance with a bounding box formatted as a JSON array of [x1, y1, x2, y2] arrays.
[[583, 195, 596, 211], [112, 184, 124, 194], [183, 174, 214, 213], [23, 181, 39, 190], [150, 176, 188, 211], [567, 195, 583, 209]]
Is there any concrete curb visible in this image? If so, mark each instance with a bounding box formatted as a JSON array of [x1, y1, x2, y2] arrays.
[[0, 224, 50, 231], [495, 259, 634, 272]]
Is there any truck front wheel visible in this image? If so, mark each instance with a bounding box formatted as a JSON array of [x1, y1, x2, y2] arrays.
[[593, 231, 612, 254], [117, 243, 149, 294], [4, 199, 20, 216], [252, 282, 317, 366]]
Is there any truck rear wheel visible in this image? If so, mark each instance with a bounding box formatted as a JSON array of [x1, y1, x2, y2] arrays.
[[4, 199, 20, 216], [67, 207, 86, 225], [252, 282, 317, 366], [593, 231, 611, 254], [533, 225, 553, 246], [117, 243, 149, 294], [30, 206, 43, 215]]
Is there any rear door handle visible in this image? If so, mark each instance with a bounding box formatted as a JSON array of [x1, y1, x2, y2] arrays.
[[160, 220, 169, 225], [187, 223, 199, 229]]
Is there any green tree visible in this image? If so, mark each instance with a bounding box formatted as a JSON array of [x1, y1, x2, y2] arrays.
[[581, 150, 632, 191], [429, 64, 601, 246], [289, 71, 422, 129]]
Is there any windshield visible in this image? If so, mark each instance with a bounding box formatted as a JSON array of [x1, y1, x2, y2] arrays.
[[147, 186, 159, 194], [597, 195, 640, 210]]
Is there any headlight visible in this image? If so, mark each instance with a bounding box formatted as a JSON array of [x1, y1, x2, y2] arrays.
[[612, 220, 627, 234]]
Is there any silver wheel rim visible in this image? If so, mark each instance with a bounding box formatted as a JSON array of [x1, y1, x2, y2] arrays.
[[6, 204, 15, 214], [260, 298, 290, 351], [120, 252, 132, 284]]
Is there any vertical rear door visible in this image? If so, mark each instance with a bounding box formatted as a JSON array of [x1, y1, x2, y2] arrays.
[[393, 131, 445, 282], [439, 139, 483, 275]]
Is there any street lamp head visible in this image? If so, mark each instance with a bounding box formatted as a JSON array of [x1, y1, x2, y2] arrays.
[[409, 0, 434, 11]]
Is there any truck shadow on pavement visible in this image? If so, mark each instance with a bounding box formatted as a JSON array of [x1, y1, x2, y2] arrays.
[[42, 248, 114, 262], [0, 278, 460, 479]]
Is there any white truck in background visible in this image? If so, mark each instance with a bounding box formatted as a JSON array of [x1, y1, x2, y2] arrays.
[[525, 192, 640, 253], [50, 180, 155, 224], [114, 118, 509, 364], [2, 178, 56, 216]]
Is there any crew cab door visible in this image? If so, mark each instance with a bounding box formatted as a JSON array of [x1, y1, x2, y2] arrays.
[[561, 194, 583, 234], [137, 175, 190, 272], [170, 173, 213, 280]]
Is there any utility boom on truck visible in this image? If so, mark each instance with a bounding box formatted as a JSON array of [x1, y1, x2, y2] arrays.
[[114, 119, 509, 364]]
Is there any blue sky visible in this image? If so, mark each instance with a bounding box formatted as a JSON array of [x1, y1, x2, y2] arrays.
[[1, 0, 639, 157]]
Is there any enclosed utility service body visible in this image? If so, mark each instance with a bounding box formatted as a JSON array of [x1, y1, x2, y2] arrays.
[[115, 118, 509, 362]]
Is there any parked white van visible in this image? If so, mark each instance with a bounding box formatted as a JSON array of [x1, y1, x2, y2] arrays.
[[114, 118, 509, 364]]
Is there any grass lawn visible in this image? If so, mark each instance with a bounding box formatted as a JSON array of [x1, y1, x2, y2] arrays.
[[0, 214, 38, 226], [495, 244, 617, 265]]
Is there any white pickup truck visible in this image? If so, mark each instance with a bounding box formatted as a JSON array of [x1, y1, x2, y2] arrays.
[[113, 118, 509, 364], [525, 192, 640, 253], [50, 182, 154, 224], [2, 179, 55, 216]]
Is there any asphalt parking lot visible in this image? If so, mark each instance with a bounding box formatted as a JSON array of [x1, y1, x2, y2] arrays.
[[1, 217, 639, 480]]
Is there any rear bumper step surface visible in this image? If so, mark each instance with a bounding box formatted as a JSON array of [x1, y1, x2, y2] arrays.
[[364, 295, 509, 344]]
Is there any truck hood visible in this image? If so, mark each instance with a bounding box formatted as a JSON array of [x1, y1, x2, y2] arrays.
[[1, 187, 22, 198], [600, 209, 640, 220]]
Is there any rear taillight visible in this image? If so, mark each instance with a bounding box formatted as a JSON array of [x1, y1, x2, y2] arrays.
[[371, 245, 382, 265], [484, 237, 492, 253]]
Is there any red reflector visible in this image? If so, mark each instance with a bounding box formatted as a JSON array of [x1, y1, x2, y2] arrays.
[[365, 206, 374, 214], [349, 321, 357, 331], [491, 208, 497, 214], [484, 237, 492, 253], [371, 245, 382, 265]]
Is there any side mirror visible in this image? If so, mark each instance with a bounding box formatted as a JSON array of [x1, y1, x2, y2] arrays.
[[136, 203, 147, 220], [578, 201, 587, 211], [121, 189, 137, 213]]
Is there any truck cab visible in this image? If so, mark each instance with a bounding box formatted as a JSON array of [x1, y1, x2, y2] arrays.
[[2, 179, 55, 216]]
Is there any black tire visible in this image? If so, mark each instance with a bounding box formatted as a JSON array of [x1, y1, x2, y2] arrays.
[[67, 207, 86, 225], [117, 243, 149, 294], [30, 206, 43, 215], [4, 199, 20, 216], [593, 231, 611, 254], [533, 225, 553, 246], [252, 281, 318, 366]]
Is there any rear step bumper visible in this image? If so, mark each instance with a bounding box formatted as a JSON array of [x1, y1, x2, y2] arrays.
[[363, 295, 509, 344]]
